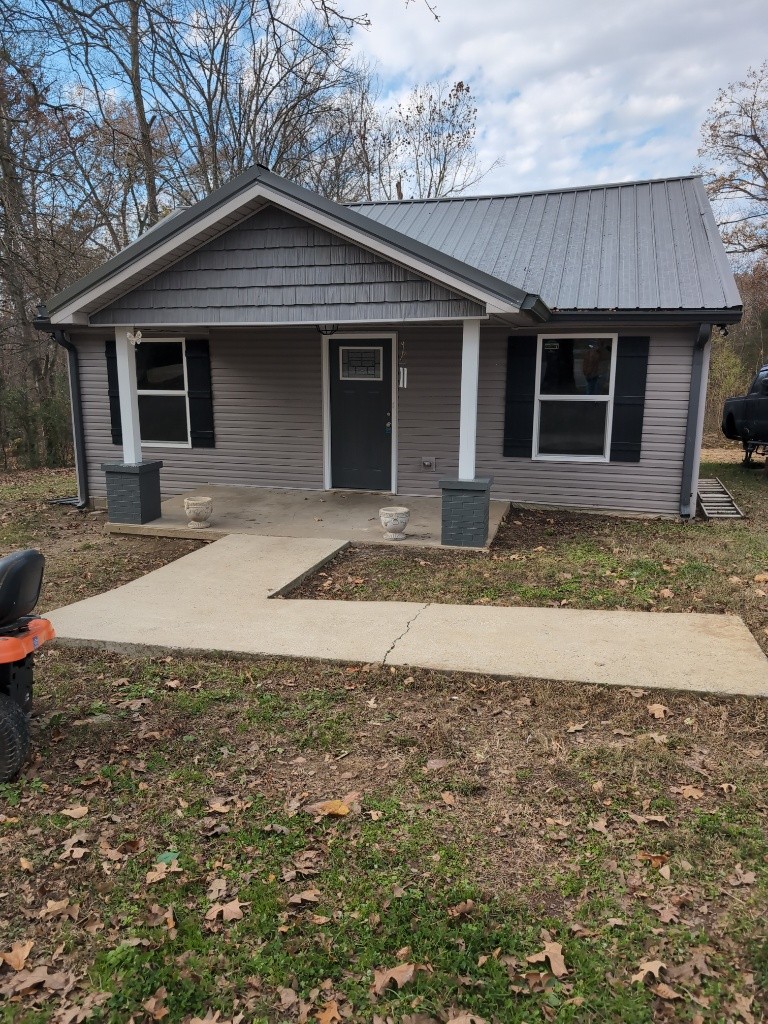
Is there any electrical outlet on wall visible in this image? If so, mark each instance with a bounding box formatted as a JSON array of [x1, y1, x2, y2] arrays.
[[421, 456, 436, 471]]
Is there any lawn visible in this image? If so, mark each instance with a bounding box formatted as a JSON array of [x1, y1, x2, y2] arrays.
[[0, 465, 767, 1023], [292, 458, 768, 655]]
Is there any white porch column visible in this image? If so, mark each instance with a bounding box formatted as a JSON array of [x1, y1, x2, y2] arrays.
[[458, 318, 481, 480], [115, 327, 142, 465]]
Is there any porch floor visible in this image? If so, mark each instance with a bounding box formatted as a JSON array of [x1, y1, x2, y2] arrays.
[[105, 484, 510, 548]]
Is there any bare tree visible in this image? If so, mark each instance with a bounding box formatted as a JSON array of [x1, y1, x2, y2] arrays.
[[698, 61, 768, 261]]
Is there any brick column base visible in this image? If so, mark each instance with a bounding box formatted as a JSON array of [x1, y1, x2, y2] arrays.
[[439, 477, 493, 547], [101, 461, 163, 525]]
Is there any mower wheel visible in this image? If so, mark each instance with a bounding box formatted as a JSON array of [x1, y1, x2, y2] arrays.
[[0, 692, 29, 783]]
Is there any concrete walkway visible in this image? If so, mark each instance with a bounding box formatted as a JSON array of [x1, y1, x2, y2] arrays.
[[48, 534, 768, 697]]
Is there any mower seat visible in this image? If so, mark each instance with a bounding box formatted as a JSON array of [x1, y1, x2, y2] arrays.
[[0, 550, 45, 628]]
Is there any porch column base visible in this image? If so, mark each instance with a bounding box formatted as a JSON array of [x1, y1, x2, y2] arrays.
[[101, 461, 163, 525], [439, 477, 493, 547]]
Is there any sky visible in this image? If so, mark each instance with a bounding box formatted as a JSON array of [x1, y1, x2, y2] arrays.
[[349, 0, 768, 195]]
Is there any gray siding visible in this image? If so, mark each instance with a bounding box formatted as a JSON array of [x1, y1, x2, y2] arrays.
[[76, 322, 693, 517], [476, 325, 694, 515], [89, 206, 485, 326], [78, 329, 324, 498]]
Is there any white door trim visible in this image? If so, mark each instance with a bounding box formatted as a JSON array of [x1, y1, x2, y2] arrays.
[[321, 332, 398, 493]]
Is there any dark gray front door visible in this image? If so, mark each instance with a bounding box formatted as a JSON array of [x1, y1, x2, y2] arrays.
[[330, 339, 392, 490]]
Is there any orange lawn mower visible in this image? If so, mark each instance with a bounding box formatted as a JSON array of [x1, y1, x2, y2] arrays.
[[0, 550, 55, 782]]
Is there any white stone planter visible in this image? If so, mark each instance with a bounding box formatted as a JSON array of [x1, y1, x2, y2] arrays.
[[379, 505, 410, 541], [184, 495, 213, 529]]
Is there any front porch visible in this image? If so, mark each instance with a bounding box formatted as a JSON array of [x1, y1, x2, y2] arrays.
[[104, 484, 510, 548]]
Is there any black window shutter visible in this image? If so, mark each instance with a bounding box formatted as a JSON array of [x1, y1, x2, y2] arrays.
[[610, 336, 650, 463], [104, 339, 122, 445], [186, 339, 215, 448], [503, 335, 538, 457]]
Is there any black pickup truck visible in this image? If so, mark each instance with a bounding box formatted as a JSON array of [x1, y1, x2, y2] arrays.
[[722, 365, 768, 461]]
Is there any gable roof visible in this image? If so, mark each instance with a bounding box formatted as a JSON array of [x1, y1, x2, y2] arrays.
[[48, 167, 741, 325], [47, 166, 545, 324], [351, 177, 742, 315]]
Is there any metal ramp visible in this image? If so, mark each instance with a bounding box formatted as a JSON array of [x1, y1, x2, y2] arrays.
[[697, 477, 744, 520]]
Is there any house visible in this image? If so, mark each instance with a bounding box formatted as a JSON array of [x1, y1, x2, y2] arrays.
[[38, 166, 742, 547]]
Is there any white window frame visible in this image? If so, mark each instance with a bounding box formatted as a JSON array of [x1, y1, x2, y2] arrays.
[[338, 344, 384, 381], [532, 333, 618, 463], [136, 337, 192, 449]]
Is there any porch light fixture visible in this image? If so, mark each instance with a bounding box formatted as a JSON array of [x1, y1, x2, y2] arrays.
[[316, 324, 339, 337]]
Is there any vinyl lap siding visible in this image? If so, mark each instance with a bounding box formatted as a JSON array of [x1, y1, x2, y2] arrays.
[[77, 330, 324, 497], [396, 326, 461, 495], [89, 207, 485, 326], [476, 326, 694, 515], [76, 323, 693, 516]]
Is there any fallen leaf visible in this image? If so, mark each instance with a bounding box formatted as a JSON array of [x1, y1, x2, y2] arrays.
[[222, 898, 247, 922], [754, 572, 768, 583], [441, 791, 456, 807], [19, 856, 33, 872], [648, 703, 670, 719], [288, 888, 321, 906], [0, 940, 33, 971], [651, 983, 683, 1000], [424, 758, 450, 771], [632, 959, 666, 983], [277, 987, 298, 1009], [371, 962, 416, 995], [728, 864, 756, 887], [143, 986, 169, 1021], [60, 805, 89, 819], [304, 799, 350, 817], [566, 722, 587, 733], [526, 941, 568, 978], [659, 588, 674, 599], [588, 817, 609, 834], [672, 784, 704, 800], [315, 1000, 342, 1024], [447, 900, 475, 918]]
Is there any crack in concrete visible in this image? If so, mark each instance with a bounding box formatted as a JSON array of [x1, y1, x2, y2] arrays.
[[382, 603, 429, 664]]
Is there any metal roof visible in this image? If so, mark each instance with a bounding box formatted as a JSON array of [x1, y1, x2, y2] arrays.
[[350, 176, 742, 313]]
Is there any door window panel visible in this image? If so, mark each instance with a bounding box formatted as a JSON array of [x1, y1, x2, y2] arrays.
[[340, 347, 382, 380]]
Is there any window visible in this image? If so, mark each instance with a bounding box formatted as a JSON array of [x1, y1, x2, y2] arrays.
[[339, 346, 383, 380], [533, 335, 617, 460], [750, 369, 768, 395], [136, 340, 190, 446]]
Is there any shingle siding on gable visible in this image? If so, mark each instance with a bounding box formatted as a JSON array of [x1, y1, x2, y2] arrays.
[[89, 206, 486, 325]]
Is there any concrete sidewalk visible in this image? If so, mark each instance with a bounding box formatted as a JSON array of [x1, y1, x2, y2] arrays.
[[47, 534, 768, 697]]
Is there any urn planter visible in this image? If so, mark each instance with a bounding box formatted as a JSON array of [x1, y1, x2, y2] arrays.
[[379, 505, 410, 541], [184, 495, 213, 529]]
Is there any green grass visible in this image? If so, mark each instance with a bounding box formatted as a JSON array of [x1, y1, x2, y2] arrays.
[[1, 646, 765, 1022]]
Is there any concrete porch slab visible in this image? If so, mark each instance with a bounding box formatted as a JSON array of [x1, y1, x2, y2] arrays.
[[47, 534, 768, 697], [104, 484, 509, 549]]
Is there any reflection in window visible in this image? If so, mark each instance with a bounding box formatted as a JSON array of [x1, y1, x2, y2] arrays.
[[540, 338, 612, 396], [535, 336, 616, 460], [135, 340, 190, 445]]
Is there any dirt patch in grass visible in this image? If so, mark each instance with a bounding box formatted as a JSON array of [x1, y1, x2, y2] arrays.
[[292, 459, 768, 653], [0, 468, 202, 610], [1, 647, 766, 1022]]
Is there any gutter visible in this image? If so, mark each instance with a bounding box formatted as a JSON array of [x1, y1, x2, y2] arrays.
[[32, 304, 89, 509], [679, 322, 712, 519]]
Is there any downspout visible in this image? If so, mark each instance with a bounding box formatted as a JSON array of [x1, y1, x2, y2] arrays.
[[32, 304, 90, 509], [679, 323, 712, 519]]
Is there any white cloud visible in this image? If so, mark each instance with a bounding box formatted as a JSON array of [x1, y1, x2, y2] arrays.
[[350, 0, 768, 192]]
